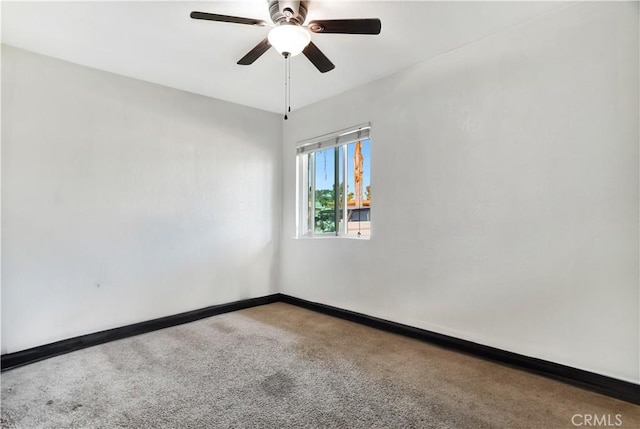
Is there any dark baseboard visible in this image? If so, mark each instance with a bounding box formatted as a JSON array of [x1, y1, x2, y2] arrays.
[[1, 294, 281, 372], [278, 294, 640, 405], [3, 292, 638, 405]]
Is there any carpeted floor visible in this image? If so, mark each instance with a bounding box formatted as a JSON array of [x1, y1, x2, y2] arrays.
[[1, 302, 638, 428]]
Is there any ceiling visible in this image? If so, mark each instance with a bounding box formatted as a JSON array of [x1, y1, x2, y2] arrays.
[[2, 1, 566, 113]]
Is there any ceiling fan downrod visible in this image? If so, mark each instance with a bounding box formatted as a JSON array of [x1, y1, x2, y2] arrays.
[[268, 0, 308, 26]]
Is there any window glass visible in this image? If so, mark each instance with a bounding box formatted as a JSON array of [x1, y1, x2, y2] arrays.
[[313, 147, 335, 233], [346, 139, 371, 237], [297, 129, 371, 239]]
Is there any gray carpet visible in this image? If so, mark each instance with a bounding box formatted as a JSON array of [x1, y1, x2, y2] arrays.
[[1, 303, 638, 428]]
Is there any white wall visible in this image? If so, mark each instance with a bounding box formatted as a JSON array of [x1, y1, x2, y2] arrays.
[[280, 2, 639, 383], [1, 45, 281, 354]]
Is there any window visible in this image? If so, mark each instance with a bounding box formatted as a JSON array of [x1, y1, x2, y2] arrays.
[[297, 124, 371, 238]]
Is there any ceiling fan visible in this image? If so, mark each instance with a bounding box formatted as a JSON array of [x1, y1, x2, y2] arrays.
[[190, 0, 382, 73]]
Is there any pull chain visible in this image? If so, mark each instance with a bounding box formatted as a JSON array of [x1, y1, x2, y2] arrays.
[[287, 54, 291, 114], [283, 53, 289, 120]]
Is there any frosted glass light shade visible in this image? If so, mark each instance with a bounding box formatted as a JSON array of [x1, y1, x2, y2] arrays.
[[268, 24, 311, 56]]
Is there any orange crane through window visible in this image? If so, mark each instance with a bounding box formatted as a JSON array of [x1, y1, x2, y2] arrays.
[[354, 140, 363, 209]]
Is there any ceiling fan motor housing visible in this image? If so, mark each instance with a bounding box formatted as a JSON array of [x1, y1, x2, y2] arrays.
[[269, 0, 308, 25]]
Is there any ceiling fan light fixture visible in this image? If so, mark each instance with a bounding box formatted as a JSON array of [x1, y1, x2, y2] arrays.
[[268, 24, 311, 56]]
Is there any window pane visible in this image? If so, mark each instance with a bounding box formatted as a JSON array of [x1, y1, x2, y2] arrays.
[[346, 139, 371, 237], [298, 127, 371, 239], [337, 145, 345, 233], [307, 153, 313, 233], [314, 147, 336, 233]]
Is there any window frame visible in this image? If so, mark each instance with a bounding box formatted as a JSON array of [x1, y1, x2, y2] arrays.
[[296, 123, 371, 239]]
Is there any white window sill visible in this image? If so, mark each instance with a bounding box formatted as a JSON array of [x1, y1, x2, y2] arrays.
[[294, 235, 371, 240]]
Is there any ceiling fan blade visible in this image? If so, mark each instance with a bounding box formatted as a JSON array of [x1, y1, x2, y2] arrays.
[[307, 19, 381, 35], [303, 42, 335, 73], [190, 11, 268, 27], [237, 38, 272, 65]]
